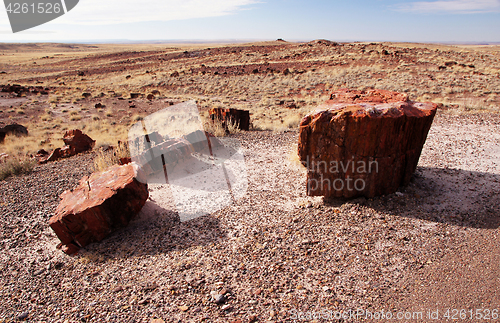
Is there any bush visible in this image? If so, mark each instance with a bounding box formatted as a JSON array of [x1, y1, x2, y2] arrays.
[[93, 142, 130, 172], [0, 157, 36, 181], [203, 116, 240, 137]]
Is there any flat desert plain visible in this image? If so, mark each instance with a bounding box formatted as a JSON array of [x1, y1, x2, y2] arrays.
[[0, 40, 499, 322]]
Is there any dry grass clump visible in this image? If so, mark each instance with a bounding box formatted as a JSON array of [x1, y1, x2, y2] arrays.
[[202, 117, 227, 137], [252, 113, 302, 132], [79, 120, 129, 148], [0, 157, 36, 181], [202, 116, 241, 137], [93, 142, 130, 172], [1, 129, 64, 156]]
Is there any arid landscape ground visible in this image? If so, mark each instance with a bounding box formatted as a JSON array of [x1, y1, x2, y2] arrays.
[[0, 40, 499, 322]]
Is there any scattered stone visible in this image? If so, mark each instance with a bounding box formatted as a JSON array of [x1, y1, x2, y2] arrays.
[[37, 130, 95, 164], [49, 163, 149, 255], [147, 94, 155, 100], [82, 92, 91, 98], [130, 93, 142, 99], [17, 312, 29, 320], [170, 71, 179, 77], [298, 89, 437, 198], [112, 286, 124, 293], [1, 84, 48, 96], [209, 108, 250, 131], [150, 319, 165, 323], [178, 305, 189, 312], [221, 304, 232, 311], [0, 153, 9, 163], [210, 291, 225, 304], [63, 129, 95, 155], [95, 103, 103, 109]]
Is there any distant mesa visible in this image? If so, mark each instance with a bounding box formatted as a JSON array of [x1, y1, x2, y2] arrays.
[[308, 39, 339, 46]]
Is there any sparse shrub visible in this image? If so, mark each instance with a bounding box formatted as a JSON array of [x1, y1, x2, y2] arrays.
[[202, 116, 241, 137], [226, 117, 241, 134], [93, 142, 130, 172], [283, 114, 302, 129], [0, 157, 36, 181], [203, 117, 226, 137]]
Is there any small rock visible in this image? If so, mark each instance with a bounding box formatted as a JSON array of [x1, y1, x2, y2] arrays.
[[178, 305, 189, 312], [395, 192, 404, 197], [150, 319, 165, 323], [221, 304, 232, 311], [248, 314, 257, 322], [17, 312, 29, 320], [33, 269, 44, 276], [210, 291, 225, 304], [138, 298, 149, 305], [112, 286, 123, 293]]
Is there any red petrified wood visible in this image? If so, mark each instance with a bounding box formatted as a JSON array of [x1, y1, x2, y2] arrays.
[[62, 129, 95, 155], [209, 108, 250, 131], [298, 89, 437, 199], [49, 163, 148, 255], [36, 129, 95, 164]]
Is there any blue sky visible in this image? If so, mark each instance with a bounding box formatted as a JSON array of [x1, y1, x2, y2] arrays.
[[1, 0, 499, 42]]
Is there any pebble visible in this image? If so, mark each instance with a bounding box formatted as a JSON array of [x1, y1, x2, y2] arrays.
[[210, 291, 225, 304], [178, 305, 189, 312], [1, 117, 498, 321], [112, 286, 123, 293], [17, 312, 28, 320]]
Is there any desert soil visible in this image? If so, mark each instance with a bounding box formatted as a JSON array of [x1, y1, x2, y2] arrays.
[[0, 110, 499, 322]]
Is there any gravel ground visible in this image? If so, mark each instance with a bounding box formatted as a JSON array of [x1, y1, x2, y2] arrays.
[[0, 111, 499, 323]]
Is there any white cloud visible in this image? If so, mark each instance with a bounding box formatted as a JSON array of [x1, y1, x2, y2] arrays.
[[397, 0, 500, 13], [57, 0, 260, 25]]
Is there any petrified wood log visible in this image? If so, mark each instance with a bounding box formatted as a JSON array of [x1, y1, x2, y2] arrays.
[[49, 163, 148, 255], [298, 89, 437, 198]]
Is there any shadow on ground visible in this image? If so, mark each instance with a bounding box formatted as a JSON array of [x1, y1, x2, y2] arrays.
[[77, 201, 226, 261], [325, 166, 500, 229]]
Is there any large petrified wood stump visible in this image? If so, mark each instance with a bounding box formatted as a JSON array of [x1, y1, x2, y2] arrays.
[[49, 163, 148, 255], [298, 89, 437, 199]]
